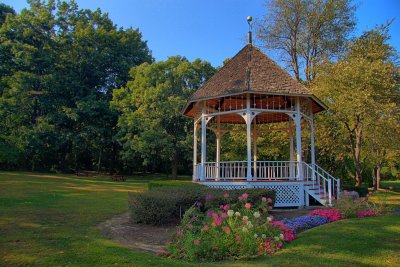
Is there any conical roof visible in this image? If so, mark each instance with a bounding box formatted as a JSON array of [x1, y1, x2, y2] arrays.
[[183, 44, 326, 118], [190, 44, 312, 100]]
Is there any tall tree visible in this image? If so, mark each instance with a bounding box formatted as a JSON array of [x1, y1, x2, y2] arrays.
[[313, 26, 399, 186], [257, 0, 356, 84], [112, 57, 215, 178], [0, 0, 152, 171]]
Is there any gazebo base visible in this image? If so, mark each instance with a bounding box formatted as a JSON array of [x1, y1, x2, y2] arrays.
[[197, 180, 306, 207]]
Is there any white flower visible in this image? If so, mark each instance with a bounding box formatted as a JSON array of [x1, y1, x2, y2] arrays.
[[280, 233, 284, 240], [254, 233, 258, 238], [242, 227, 248, 233], [235, 211, 241, 217], [242, 216, 249, 221], [253, 212, 261, 218], [267, 216, 273, 222], [227, 210, 234, 217], [274, 236, 280, 241], [261, 234, 266, 239], [247, 222, 253, 228]]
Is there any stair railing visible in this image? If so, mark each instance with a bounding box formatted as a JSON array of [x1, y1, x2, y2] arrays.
[[303, 163, 340, 205]]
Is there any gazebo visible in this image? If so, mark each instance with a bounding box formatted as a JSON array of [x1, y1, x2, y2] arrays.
[[182, 31, 340, 207]]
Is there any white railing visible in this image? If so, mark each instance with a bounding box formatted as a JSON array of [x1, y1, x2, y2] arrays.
[[254, 161, 298, 180], [303, 163, 340, 205], [193, 161, 299, 181]]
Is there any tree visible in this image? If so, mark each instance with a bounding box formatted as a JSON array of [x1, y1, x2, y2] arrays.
[[112, 57, 215, 178], [0, 3, 15, 25], [257, 0, 356, 84], [0, 0, 152, 171], [313, 26, 399, 186]]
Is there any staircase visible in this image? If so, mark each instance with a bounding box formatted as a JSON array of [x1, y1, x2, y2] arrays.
[[303, 163, 340, 206]]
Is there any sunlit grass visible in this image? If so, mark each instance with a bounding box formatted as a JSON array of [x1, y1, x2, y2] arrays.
[[0, 171, 399, 266]]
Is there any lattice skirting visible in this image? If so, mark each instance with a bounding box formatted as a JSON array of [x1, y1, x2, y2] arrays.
[[199, 181, 305, 207]]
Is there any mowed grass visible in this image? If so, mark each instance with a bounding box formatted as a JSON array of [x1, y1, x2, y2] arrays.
[[0, 172, 399, 266]]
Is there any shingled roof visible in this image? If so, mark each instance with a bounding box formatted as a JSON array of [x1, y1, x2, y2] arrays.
[[189, 44, 312, 101]]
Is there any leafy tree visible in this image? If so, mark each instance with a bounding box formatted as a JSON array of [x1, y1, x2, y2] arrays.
[[0, 0, 152, 171], [257, 0, 356, 83], [0, 3, 15, 25], [112, 57, 215, 178], [313, 25, 399, 186]]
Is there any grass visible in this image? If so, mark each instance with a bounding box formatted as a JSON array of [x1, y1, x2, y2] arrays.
[[381, 180, 400, 191], [0, 172, 399, 266]]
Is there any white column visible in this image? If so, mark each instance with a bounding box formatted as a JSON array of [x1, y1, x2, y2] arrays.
[[310, 113, 316, 180], [216, 116, 221, 180], [200, 103, 207, 181], [253, 120, 257, 178], [289, 118, 294, 179], [246, 94, 252, 180], [193, 122, 198, 180], [295, 97, 303, 180]]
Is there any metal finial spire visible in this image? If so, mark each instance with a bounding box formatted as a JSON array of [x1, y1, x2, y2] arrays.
[[247, 16, 253, 44]]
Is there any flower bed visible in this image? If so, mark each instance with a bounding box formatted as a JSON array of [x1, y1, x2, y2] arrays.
[[162, 191, 382, 262]]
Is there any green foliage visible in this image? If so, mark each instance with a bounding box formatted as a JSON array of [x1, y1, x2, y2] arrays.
[[112, 56, 215, 177], [164, 193, 287, 261], [313, 25, 400, 185], [341, 185, 369, 197], [257, 0, 356, 82], [128, 187, 276, 225], [0, 1, 152, 172]]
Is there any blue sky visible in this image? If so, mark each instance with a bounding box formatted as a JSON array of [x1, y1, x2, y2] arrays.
[[2, 0, 400, 67]]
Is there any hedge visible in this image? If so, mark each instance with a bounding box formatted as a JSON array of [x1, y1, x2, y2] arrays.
[[341, 185, 369, 197], [128, 186, 276, 225]]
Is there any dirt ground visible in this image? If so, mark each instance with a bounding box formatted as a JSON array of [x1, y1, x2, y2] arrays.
[[98, 207, 318, 254]]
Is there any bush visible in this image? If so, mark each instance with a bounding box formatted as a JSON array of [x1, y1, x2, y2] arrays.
[[341, 185, 369, 197], [129, 186, 276, 225], [163, 192, 288, 261]]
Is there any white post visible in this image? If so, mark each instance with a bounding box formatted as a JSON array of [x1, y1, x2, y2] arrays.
[[253, 120, 257, 179], [216, 116, 221, 180], [246, 94, 252, 181], [295, 97, 303, 181], [200, 102, 207, 181], [289, 118, 294, 179], [193, 122, 198, 180], [310, 114, 316, 181]]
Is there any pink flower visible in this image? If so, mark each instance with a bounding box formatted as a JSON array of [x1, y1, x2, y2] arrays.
[[223, 193, 229, 198], [223, 204, 230, 211], [235, 236, 241, 241], [220, 212, 228, 218], [202, 225, 209, 231], [245, 203, 251, 209], [222, 226, 231, 234], [176, 230, 183, 235], [262, 197, 267, 202], [213, 217, 223, 226], [187, 224, 193, 229], [205, 194, 213, 200], [242, 193, 249, 199], [194, 239, 200, 245], [238, 196, 243, 201], [267, 198, 273, 203]]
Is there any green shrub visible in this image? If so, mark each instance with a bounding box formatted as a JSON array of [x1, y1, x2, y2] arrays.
[[148, 180, 206, 190], [341, 185, 369, 197], [128, 186, 276, 225]]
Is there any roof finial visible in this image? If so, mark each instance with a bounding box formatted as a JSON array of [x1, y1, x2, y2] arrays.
[[247, 16, 253, 45]]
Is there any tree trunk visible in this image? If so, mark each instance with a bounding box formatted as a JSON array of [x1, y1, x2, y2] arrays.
[[372, 166, 377, 191], [376, 165, 381, 190], [171, 152, 178, 180], [97, 150, 102, 173]]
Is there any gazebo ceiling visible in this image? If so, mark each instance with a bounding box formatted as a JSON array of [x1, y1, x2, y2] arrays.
[[183, 44, 327, 122]]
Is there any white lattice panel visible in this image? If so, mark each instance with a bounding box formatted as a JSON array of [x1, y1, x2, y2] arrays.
[[199, 181, 304, 207]]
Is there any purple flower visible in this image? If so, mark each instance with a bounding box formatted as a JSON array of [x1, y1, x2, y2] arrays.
[[205, 194, 213, 201], [195, 201, 203, 207]]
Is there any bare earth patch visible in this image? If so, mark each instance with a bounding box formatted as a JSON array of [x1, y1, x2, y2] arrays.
[[98, 207, 318, 254]]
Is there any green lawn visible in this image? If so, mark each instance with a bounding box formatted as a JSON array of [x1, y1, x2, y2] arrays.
[[381, 180, 400, 191], [0, 172, 399, 266]]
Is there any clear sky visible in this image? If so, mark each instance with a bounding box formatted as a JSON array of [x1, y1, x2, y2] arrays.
[[2, 0, 400, 67]]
